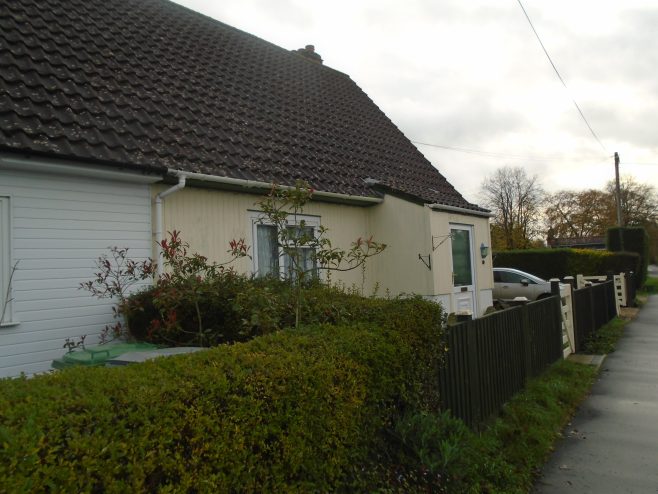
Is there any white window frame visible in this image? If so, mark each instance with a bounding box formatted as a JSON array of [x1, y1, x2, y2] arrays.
[[0, 196, 16, 326], [248, 211, 322, 280]]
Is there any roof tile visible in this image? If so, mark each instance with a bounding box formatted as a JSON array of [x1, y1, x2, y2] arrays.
[[0, 0, 486, 212]]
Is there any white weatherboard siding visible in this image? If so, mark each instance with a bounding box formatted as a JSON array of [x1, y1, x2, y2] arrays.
[[0, 167, 152, 378]]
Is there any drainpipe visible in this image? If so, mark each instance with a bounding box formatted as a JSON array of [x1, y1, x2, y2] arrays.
[[154, 175, 186, 276]]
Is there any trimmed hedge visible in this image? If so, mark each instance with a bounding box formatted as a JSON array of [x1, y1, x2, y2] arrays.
[[493, 248, 640, 280], [607, 227, 649, 287], [0, 297, 446, 493]]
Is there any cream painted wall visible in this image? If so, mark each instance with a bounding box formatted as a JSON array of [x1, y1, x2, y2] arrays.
[[153, 185, 254, 274], [366, 194, 434, 296], [154, 185, 493, 308], [153, 185, 370, 289]]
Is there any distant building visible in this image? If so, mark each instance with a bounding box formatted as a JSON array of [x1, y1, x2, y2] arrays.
[[547, 236, 606, 250]]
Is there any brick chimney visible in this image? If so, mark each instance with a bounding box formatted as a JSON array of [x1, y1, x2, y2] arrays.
[[294, 44, 323, 64]]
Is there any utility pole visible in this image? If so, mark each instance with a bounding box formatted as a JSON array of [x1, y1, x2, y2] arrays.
[[614, 152, 623, 226]]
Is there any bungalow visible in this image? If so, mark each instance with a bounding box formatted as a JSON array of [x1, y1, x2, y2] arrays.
[[0, 0, 492, 377]]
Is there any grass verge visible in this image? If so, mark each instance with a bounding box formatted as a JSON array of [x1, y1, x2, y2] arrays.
[[584, 317, 628, 354], [387, 359, 597, 493], [639, 276, 658, 296], [460, 360, 597, 493]]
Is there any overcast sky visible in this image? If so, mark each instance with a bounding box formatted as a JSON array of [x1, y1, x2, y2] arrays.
[[173, 0, 657, 205]]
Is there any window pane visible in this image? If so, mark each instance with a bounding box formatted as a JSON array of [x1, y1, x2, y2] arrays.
[[256, 224, 279, 277], [509, 273, 524, 283], [451, 229, 472, 286], [285, 225, 314, 242], [283, 248, 317, 281], [499, 271, 515, 283]]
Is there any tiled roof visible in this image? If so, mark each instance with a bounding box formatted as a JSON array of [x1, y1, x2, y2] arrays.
[[0, 0, 487, 211]]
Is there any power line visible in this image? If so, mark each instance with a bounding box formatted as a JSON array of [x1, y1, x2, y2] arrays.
[[411, 140, 605, 163], [412, 141, 555, 160], [516, 0, 609, 156]]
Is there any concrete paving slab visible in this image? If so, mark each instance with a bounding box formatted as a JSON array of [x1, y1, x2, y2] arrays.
[[567, 353, 606, 370], [533, 294, 658, 494], [106, 346, 208, 366]]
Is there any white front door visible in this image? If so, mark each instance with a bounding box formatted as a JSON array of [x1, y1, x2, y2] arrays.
[[450, 225, 476, 315]]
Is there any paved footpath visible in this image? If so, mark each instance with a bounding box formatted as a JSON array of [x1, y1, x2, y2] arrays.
[[533, 294, 658, 494]]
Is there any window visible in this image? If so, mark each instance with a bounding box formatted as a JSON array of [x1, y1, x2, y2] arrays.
[[251, 213, 320, 280], [0, 197, 12, 325], [497, 271, 536, 284]]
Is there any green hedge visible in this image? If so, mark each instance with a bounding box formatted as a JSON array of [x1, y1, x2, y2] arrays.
[[607, 227, 649, 287], [125, 278, 409, 348], [493, 248, 640, 280], [0, 297, 446, 493]]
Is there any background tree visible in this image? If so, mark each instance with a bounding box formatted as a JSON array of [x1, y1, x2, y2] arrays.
[[605, 176, 657, 228], [544, 175, 657, 263], [608, 176, 658, 263], [479, 166, 544, 250], [544, 189, 613, 240]]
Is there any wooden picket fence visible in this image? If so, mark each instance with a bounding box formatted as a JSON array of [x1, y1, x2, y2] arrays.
[[576, 272, 635, 308], [438, 296, 563, 428], [438, 272, 625, 428], [571, 279, 618, 352], [557, 273, 635, 355]]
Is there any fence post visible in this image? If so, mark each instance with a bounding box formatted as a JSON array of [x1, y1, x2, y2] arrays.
[[466, 322, 481, 426], [564, 276, 576, 291], [521, 303, 532, 382], [605, 273, 613, 319], [589, 284, 596, 341], [550, 279, 564, 359]]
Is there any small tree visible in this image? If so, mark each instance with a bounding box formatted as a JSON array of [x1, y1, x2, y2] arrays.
[[1, 260, 18, 325], [255, 181, 386, 327], [80, 247, 156, 342]]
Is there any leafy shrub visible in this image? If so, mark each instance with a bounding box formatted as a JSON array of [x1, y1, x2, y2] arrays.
[[391, 410, 471, 490], [0, 297, 446, 493], [115, 226, 388, 347], [125, 274, 290, 346]]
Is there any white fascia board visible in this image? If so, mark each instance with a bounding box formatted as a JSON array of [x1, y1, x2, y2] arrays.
[[0, 154, 163, 184], [427, 202, 493, 218]]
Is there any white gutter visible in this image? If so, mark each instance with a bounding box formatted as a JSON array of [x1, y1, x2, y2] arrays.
[[167, 169, 383, 205], [0, 154, 161, 184], [427, 202, 494, 218], [155, 175, 186, 276]]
